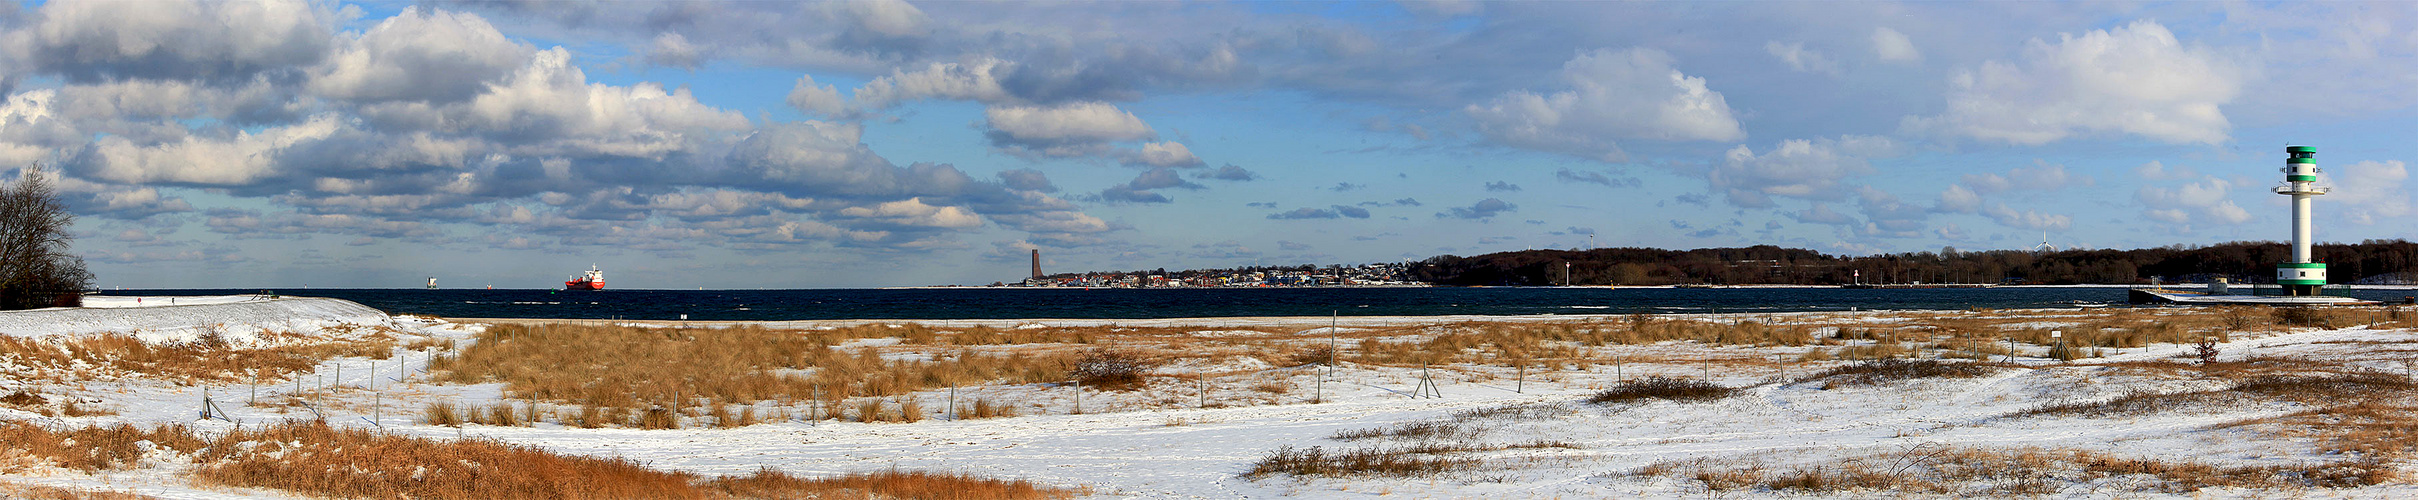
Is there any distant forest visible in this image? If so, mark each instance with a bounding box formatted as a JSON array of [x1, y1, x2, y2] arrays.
[[1408, 240, 2418, 287]]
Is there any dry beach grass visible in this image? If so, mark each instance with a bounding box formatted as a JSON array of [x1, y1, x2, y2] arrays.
[[17, 302, 2418, 497]]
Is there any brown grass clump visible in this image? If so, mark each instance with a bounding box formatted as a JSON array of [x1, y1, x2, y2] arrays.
[[0, 421, 206, 473], [704, 467, 1078, 500], [1242, 445, 1477, 479], [1798, 359, 1994, 389], [1588, 376, 1734, 404], [422, 402, 464, 427]]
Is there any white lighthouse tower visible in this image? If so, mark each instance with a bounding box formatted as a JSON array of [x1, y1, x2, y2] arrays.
[[2275, 145, 2328, 296]]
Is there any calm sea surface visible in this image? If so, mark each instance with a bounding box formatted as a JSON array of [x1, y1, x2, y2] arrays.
[[92, 286, 2418, 321]]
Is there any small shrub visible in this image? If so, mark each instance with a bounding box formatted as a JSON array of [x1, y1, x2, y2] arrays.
[[422, 402, 462, 427], [639, 405, 679, 429], [856, 399, 887, 423], [1799, 359, 1993, 389], [1072, 349, 1153, 391], [1242, 445, 1476, 478], [1588, 376, 1734, 404]]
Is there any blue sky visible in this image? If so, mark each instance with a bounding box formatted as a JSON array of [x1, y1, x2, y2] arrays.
[[5, 0, 2417, 288]]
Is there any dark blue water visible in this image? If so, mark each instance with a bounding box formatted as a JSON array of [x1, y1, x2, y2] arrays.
[[92, 287, 2418, 321]]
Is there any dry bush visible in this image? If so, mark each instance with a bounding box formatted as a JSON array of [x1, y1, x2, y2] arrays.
[[704, 467, 1078, 500], [1242, 445, 1478, 479], [640, 405, 681, 429], [1798, 359, 1994, 389], [422, 402, 463, 427], [1588, 376, 1734, 404], [1070, 349, 1153, 390], [0, 421, 205, 472], [855, 399, 887, 423]]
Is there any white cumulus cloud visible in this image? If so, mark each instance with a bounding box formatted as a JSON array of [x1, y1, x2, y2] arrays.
[[1872, 27, 1921, 62], [1467, 47, 1743, 162], [1904, 20, 2242, 145], [2135, 175, 2251, 225], [1707, 135, 1897, 208], [1766, 41, 1839, 75]]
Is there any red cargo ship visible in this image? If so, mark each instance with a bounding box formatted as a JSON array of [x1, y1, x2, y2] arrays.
[[564, 264, 604, 290]]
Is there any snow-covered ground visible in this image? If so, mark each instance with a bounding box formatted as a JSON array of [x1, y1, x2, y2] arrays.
[[6, 299, 2418, 498], [0, 295, 392, 345]]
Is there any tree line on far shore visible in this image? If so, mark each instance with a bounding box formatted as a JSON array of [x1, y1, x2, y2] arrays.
[[1407, 241, 2418, 287]]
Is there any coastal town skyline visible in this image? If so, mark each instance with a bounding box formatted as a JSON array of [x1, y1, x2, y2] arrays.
[[6, 1, 2418, 288]]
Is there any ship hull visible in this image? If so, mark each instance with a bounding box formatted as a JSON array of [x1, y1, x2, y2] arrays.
[[564, 280, 604, 291]]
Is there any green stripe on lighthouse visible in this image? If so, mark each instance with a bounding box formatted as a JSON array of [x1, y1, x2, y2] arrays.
[[2289, 175, 2317, 182], [2288, 158, 2317, 164]]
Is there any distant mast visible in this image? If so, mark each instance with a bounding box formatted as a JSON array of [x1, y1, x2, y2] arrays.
[[2276, 146, 2329, 296]]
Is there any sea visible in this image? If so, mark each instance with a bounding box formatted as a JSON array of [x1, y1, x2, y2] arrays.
[[92, 286, 2418, 321]]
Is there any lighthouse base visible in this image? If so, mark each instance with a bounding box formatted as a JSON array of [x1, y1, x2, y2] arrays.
[[2282, 284, 2324, 297]]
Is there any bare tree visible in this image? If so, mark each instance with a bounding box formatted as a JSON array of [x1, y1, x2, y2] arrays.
[[0, 164, 92, 309]]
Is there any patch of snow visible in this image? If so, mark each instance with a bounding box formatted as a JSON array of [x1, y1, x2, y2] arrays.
[[0, 297, 392, 346]]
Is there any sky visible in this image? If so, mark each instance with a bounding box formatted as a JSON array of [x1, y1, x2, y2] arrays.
[[4, 0, 2418, 289]]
